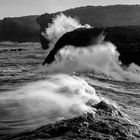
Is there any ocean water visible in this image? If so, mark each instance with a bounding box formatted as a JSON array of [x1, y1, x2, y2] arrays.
[[0, 43, 47, 135], [0, 42, 140, 139]]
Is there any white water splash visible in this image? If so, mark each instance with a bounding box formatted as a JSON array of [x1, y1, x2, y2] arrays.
[[44, 13, 91, 48], [42, 14, 140, 83]]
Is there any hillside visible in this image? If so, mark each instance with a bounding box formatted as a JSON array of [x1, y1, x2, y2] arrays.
[[0, 15, 40, 42], [37, 5, 140, 31], [1, 5, 140, 42]]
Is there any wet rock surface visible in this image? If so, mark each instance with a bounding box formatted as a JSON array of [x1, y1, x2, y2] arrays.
[[41, 27, 140, 66], [6, 101, 140, 140]]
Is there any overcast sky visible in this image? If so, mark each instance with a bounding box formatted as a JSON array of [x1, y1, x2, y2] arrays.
[[0, 0, 140, 19]]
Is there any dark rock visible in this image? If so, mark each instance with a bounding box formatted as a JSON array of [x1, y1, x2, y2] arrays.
[[42, 27, 104, 65], [39, 33, 50, 50], [8, 109, 140, 140], [41, 26, 140, 66], [93, 101, 115, 112]]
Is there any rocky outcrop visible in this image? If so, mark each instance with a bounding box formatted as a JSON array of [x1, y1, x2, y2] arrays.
[[41, 26, 140, 66], [37, 5, 140, 66], [7, 101, 140, 140], [42, 27, 104, 65]]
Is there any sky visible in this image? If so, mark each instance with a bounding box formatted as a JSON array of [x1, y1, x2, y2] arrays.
[[0, 0, 140, 19]]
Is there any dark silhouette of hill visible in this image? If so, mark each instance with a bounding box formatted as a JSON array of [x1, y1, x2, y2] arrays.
[[37, 5, 140, 31], [1, 4, 140, 44], [0, 15, 40, 42]]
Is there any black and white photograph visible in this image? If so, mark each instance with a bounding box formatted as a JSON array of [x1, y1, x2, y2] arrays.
[[0, 0, 140, 139]]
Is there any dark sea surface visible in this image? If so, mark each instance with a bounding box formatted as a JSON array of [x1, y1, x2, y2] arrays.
[[0, 42, 140, 139]]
